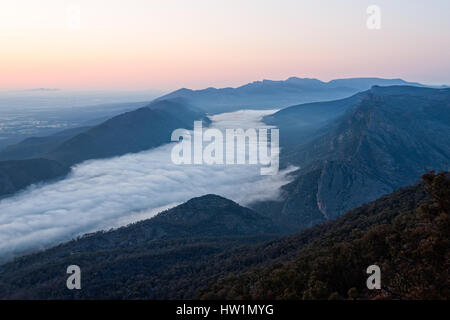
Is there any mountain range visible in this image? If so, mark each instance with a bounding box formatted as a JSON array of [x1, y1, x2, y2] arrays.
[[0, 172, 447, 299], [263, 91, 366, 147], [0, 77, 429, 199], [0, 83, 448, 223], [0, 82, 448, 224], [255, 86, 450, 230], [158, 77, 423, 113], [0, 77, 449, 300]]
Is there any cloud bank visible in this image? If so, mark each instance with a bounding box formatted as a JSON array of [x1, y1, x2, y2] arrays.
[[0, 109, 295, 261]]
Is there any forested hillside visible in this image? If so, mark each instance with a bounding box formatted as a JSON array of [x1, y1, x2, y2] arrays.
[[0, 195, 280, 299], [0, 158, 70, 198], [260, 86, 450, 231], [201, 172, 450, 300], [1, 173, 447, 300]]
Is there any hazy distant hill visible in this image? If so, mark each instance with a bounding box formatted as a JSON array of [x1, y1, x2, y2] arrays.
[[263, 86, 450, 230], [158, 77, 423, 113], [46, 99, 208, 166], [0, 126, 90, 161]]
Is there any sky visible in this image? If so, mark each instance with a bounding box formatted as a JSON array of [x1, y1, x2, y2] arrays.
[[1, 0, 449, 91]]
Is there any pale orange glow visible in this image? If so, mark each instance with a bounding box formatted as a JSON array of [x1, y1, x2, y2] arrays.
[[1, 0, 449, 90]]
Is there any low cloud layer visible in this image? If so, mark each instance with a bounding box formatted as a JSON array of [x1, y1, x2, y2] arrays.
[[0, 109, 296, 261]]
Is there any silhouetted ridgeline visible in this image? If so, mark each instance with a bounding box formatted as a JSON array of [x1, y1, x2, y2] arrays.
[[158, 77, 422, 113]]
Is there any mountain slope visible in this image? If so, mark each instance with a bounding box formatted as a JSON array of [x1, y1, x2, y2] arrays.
[[159, 77, 421, 113], [0, 158, 70, 198], [263, 92, 366, 147], [0, 126, 91, 161], [147, 194, 279, 237], [0, 194, 279, 299], [264, 86, 450, 230], [46, 99, 208, 166], [327, 77, 423, 90], [1, 173, 445, 300], [201, 172, 449, 300]]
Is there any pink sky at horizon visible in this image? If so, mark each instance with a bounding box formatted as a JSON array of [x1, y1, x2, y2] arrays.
[[1, 0, 450, 91]]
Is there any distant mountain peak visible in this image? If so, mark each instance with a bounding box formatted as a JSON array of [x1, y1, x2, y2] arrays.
[[155, 194, 265, 222], [155, 77, 427, 113], [184, 193, 236, 203], [131, 194, 281, 237], [168, 88, 194, 95], [172, 194, 246, 211], [286, 77, 323, 83]]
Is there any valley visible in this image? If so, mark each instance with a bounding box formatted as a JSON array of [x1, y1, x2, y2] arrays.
[[0, 80, 448, 301], [0, 108, 295, 262]]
